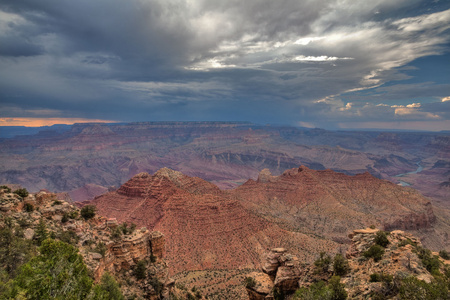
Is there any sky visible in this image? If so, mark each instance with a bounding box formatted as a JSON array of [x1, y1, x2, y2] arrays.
[[0, 0, 449, 131]]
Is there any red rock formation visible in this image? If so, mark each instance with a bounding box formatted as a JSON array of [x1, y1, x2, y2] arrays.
[[232, 166, 436, 245], [91, 168, 338, 274]]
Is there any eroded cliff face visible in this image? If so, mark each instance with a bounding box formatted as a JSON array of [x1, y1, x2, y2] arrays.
[[90, 168, 340, 274], [89, 224, 165, 281], [233, 166, 436, 244]]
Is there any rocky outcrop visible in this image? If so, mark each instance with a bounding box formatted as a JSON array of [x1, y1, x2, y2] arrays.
[[248, 228, 448, 299], [150, 231, 165, 259], [257, 169, 277, 183], [342, 228, 438, 298], [247, 248, 303, 299], [0, 189, 173, 299], [246, 272, 274, 300]]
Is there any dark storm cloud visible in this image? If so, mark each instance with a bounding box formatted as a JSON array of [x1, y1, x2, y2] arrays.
[[0, 0, 449, 129]]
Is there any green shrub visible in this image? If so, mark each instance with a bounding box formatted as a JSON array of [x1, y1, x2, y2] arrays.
[[80, 205, 96, 220], [119, 222, 137, 235], [24, 203, 34, 212], [133, 260, 147, 280], [333, 253, 350, 276], [69, 210, 79, 219], [13, 188, 29, 198], [293, 277, 347, 300], [0, 219, 35, 278], [314, 252, 332, 274], [94, 242, 107, 258], [61, 213, 69, 223], [0, 185, 11, 193], [293, 281, 332, 300], [329, 276, 348, 300], [399, 276, 449, 299], [370, 273, 382, 282], [244, 276, 256, 289], [374, 231, 389, 248], [398, 238, 417, 248], [364, 245, 385, 262], [149, 277, 163, 296], [416, 246, 441, 274], [439, 250, 449, 260], [110, 226, 122, 241], [7, 239, 93, 299], [91, 272, 124, 300], [56, 230, 80, 245], [35, 218, 48, 246], [370, 272, 393, 283], [52, 200, 63, 206]]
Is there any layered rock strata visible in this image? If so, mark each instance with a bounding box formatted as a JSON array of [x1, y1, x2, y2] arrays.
[[233, 166, 436, 242], [91, 168, 339, 274]]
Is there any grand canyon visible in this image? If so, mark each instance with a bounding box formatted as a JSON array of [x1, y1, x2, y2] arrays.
[[1, 122, 449, 299]]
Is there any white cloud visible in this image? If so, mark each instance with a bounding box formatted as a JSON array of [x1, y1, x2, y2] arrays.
[[294, 37, 325, 45], [442, 96, 450, 102], [295, 55, 352, 62]]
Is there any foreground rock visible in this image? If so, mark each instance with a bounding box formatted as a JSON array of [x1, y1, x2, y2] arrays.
[[0, 188, 174, 299], [247, 248, 302, 299], [247, 228, 450, 299]]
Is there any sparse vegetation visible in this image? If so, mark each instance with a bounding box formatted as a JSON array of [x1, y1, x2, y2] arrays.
[[439, 250, 449, 260], [399, 276, 448, 299], [91, 272, 124, 300], [0, 185, 11, 193], [133, 260, 147, 280], [374, 231, 389, 248], [149, 277, 164, 297], [119, 222, 136, 235], [293, 276, 347, 300], [244, 276, 256, 289], [94, 241, 107, 258], [24, 202, 34, 212], [61, 213, 69, 223], [415, 246, 441, 274], [80, 205, 96, 220], [314, 251, 332, 274], [398, 238, 417, 248], [370, 272, 393, 283], [69, 210, 79, 219], [110, 226, 122, 241], [56, 230, 80, 245], [363, 244, 385, 262], [13, 188, 29, 198], [52, 200, 63, 206], [333, 253, 350, 276]]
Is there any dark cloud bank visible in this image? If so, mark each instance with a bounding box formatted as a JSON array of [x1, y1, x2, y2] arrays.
[[0, 0, 449, 130]]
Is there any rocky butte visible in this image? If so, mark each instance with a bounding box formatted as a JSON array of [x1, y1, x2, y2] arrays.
[[90, 168, 338, 274], [89, 165, 443, 278], [232, 166, 442, 249]]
